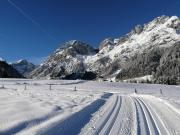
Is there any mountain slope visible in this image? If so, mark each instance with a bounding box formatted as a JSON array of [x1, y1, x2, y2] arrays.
[[29, 40, 98, 79], [86, 16, 179, 76], [12, 60, 37, 77], [29, 15, 180, 84]]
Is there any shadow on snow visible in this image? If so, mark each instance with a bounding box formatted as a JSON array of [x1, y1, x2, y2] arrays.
[[40, 99, 106, 135]]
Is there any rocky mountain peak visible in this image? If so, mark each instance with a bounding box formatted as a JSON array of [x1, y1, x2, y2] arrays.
[[99, 38, 115, 50], [165, 16, 180, 30], [16, 59, 29, 65], [55, 40, 97, 56], [144, 15, 179, 31]]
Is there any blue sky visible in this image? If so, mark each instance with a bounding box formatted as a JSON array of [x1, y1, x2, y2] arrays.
[[0, 0, 179, 64]]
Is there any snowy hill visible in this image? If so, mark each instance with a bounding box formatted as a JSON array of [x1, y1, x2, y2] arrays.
[[11, 59, 37, 77], [29, 15, 180, 84]]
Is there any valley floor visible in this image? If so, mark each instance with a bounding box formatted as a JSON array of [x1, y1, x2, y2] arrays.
[[0, 79, 180, 135]]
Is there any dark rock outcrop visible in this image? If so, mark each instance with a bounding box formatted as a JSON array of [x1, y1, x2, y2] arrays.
[[0, 61, 23, 78]]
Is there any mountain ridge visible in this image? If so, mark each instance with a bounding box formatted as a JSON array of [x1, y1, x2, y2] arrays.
[[29, 15, 180, 84]]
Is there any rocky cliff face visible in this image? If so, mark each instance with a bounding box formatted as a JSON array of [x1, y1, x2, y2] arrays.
[[29, 15, 180, 84], [29, 40, 98, 79], [0, 60, 23, 78]]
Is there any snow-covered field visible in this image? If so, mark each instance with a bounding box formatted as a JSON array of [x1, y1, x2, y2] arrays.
[[0, 79, 180, 135]]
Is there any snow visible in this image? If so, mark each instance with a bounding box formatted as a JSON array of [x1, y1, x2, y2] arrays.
[[123, 75, 153, 83], [0, 79, 180, 135], [0, 79, 104, 134], [16, 59, 25, 64], [69, 40, 78, 45], [114, 38, 120, 44], [106, 69, 122, 82], [164, 16, 179, 27]]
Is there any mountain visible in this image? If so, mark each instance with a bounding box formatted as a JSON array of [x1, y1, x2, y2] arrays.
[[29, 15, 180, 84], [12, 60, 37, 77], [0, 60, 23, 78], [29, 40, 98, 79]]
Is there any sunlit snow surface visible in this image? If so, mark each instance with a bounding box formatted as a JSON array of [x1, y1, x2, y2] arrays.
[[0, 79, 180, 135]]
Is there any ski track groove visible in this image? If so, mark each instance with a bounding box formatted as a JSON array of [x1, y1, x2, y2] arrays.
[[142, 96, 180, 135], [94, 96, 135, 135], [133, 98, 150, 135], [138, 98, 171, 135], [98, 95, 122, 135], [136, 98, 160, 135], [94, 95, 119, 134], [110, 96, 134, 135]]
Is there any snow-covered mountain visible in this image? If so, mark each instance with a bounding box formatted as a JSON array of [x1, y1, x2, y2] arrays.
[[29, 40, 98, 79], [29, 15, 180, 84], [12, 59, 37, 77]]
